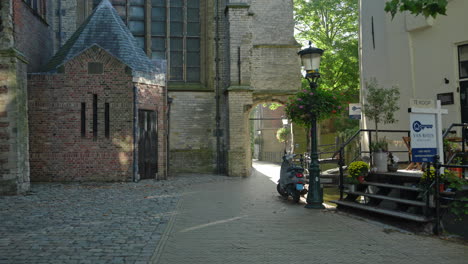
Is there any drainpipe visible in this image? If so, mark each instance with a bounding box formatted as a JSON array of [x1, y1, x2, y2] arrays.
[[57, 0, 62, 47], [166, 96, 172, 179], [215, 0, 222, 174], [133, 85, 139, 182]]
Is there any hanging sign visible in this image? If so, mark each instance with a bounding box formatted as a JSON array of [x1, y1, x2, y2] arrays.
[[410, 113, 437, 162], [349, 103, 361, 120]]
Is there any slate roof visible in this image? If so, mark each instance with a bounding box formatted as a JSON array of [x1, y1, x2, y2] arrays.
[[42, 0, 157, 74]]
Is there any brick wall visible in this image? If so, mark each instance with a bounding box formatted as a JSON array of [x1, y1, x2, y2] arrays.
[[28, 46, 135, 181]]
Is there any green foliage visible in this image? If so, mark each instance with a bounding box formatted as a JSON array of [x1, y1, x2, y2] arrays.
[[346, 161, 369, 184], [285, 84, 351, 127], [262, 102, 283, 111], [449, 197, 468, 221], [370, 138, 389, 152], [362, 79, 400, 142], [276, 127, 290, 143], [385, 0, 448, 19], [294, 0, 359, 96]]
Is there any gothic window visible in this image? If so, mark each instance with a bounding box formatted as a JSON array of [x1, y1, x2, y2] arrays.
[[23, 0, 46, 19], [90, 0, 201, 83], [129, 0, 146, 51], [152, 0, 201, 82]]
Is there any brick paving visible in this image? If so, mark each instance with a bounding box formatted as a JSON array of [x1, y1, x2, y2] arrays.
[[155, 162, 468, 264], [0, 175, 235, 264]]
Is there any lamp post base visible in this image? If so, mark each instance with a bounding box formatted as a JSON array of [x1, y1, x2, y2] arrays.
[[305, 203, 325, 209]]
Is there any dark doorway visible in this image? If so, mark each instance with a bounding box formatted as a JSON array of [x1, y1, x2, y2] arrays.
[[461, 81, 468, 142], [461, 81, 468, 123], [138, 110, 158, 179]]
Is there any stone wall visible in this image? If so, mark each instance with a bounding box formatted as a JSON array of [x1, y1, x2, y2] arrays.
[[28, 47, 135, 181], [168, 91, 216, 173], [0, 0, 31, 194], [0, 51, 30, 194]]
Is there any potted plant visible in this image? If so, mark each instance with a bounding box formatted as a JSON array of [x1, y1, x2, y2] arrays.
[[420, 166, 449, 194], [362, 78, 400, 172], [345, 161, 370, 192]]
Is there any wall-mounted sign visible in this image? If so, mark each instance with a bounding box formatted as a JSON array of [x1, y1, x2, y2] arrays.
[[437, 92, 454, 105], [349, 103, 361, 120], [409, 99, 435, 109]]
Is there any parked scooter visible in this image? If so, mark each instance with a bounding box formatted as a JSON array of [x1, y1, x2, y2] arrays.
[[277, 153, 308, 203]]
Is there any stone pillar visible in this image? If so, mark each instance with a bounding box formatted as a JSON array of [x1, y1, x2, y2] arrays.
[[0, 1, 30, 195], [227, 87, 253, 177], [225, 3, 253, 177]]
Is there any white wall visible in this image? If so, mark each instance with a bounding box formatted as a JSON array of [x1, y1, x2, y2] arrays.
[[360, 0, 468, 135]]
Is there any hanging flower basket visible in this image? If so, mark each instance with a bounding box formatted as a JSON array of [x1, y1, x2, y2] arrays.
[[284, 86, 349, 126]]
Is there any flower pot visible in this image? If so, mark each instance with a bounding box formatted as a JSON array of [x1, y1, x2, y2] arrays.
[[449, 167, 463, 178], [347, 184, 356, 192], [357, 175, 365, 183], [439, 183, 445, 193], [387, 163, 399, 172], [372, 151, 388, 173]]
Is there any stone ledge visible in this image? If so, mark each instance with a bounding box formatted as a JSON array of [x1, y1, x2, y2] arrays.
[[253, 44, 301, 49], [168, 82, 213, 92], [225, 3, 250, 14], [253, 90, 297, 95], [0, 48, 29, 64], [227, 86, 254, 91]]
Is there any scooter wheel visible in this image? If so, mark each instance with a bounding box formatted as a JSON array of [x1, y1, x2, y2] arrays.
[[292, 191, 300, 203], [276, 183, 288, 197]]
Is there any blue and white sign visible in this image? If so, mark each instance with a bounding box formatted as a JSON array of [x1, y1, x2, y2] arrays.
[[349, 103, 361, 120], [410, 113, 437, 162]]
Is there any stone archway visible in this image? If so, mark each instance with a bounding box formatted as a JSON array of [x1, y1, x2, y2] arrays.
[[226, 89, 292, 177]]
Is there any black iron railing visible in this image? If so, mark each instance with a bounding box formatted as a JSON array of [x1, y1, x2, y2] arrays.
[[336, 129, 411, 199]]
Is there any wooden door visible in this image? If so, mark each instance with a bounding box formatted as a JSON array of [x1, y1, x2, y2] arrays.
[[138, 110, 158, 179]]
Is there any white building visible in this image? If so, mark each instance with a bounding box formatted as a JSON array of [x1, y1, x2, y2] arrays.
[[359, 0, 468, 141]]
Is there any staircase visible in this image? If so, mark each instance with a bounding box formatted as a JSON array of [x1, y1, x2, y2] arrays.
[[331, 170, 437, 223]]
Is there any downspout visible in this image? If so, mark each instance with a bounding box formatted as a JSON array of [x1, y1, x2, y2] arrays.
[[215, 0, 222, 174], [166, 96, 172, 179], [133, 84, 139, 182], [58, 0, 62, 47]]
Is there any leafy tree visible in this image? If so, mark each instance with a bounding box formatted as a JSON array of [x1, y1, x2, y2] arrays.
[[294, 0, 359, 97], [362, 79, 400, 145], [385, 0, 448, 19]]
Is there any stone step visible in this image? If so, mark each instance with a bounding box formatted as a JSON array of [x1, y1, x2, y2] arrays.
[[347, 191, 426, 207], [369, 170, 423, 179], [361, 181, 422, 192], [331, 200, 433, 222]]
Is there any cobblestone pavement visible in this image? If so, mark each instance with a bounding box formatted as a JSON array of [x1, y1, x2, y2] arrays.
[[155, 161, 468, 264], [0, 174, 237, 264]]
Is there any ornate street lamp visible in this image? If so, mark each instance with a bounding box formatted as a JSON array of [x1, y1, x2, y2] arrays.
[[298, 42, 325, 209]]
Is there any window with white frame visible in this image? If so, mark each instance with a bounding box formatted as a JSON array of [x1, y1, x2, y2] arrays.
[[458, 44, 468, 79]]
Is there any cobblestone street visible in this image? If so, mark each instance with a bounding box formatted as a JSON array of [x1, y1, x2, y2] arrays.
[[1, 163, 468, 264], [0, 175, 237, 264]]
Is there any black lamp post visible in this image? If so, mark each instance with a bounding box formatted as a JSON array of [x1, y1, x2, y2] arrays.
[[298, 43, 325, 209]]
